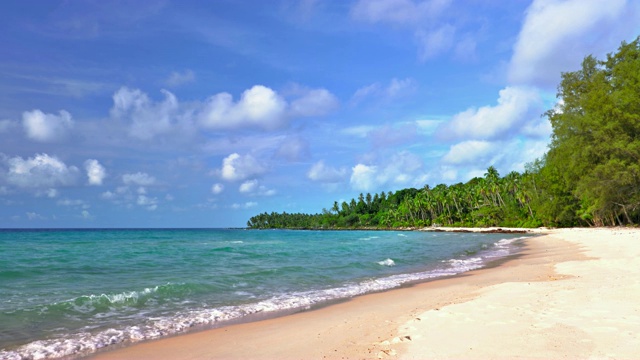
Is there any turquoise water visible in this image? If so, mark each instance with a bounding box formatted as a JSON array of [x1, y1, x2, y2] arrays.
[[0, 229, 527, 359]]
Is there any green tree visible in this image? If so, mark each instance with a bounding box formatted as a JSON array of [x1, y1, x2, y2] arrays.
[[541, 38, 640, 226]]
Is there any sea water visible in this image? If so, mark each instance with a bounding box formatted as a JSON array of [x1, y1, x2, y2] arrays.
[[0, 228, 528, 359]]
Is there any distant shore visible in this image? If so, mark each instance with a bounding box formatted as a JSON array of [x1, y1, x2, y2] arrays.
[[89, 227, 640, 359]]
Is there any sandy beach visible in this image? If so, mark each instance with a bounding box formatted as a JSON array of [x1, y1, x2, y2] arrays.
[[89, 227, 640, 359]]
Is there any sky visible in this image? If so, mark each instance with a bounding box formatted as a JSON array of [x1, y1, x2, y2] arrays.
[[0, 0, 638, 228]]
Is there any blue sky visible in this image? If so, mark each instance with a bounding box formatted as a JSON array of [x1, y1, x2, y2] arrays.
[[1, 0, 638, 228]]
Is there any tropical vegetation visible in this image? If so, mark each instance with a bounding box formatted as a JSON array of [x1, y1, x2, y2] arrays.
[[248, 38, 640, 229]]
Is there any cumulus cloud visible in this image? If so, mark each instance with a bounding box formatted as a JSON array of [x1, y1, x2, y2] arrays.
[[289, 88, 339, 117], [111, 87, 182, 140], [219, 153, 266, 181], [38, 188, 59, 198], [239, 179, 258, 193], [81, 210, 92, 219], [239, 179, 276, 196], [122, 172, 157, 186], [350, 164, 378, 191], [508, 0, 637, 87], [137, 194, 158, 211], [199, 85, 287, 130], [84, 159, 106, 186], [110, 85, 338, 139], [350, 152, 428, 191], [22, 110, 74, 142], [441, 86, 543, 141], [1, 153, 79, 189], [199, 85, 337, 131], [307, 161, 348, 183], [211, 183, 224, 194], [442, 140, 497, 165]]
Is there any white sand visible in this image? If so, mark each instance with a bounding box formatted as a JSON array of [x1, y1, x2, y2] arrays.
[[397, 228, 640, 359]]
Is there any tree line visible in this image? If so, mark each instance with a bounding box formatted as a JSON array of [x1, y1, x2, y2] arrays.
[[248, 38, 640, 229]]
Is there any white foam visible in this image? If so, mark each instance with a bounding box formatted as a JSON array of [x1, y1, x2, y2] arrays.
[[377, 258, 396, 267]]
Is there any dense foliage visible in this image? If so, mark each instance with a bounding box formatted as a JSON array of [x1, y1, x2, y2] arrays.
[[248, 39, 640, 229], [538, 38, 640, 226], [248, 167, 541, 229]]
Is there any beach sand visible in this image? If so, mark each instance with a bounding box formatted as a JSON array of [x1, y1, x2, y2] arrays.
[[89, 228, 640, 359]]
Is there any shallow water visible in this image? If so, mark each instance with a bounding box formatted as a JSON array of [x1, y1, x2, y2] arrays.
[[0, 228, 527, 359]]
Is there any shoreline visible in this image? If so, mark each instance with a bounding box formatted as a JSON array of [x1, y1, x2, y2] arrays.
[[88, 227, 640, 359], [85, 226, 616, 360]]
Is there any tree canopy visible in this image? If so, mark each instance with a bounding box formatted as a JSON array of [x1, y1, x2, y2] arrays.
[[541, 38, 640, 226]]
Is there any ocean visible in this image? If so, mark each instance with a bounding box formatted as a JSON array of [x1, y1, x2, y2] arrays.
[[0, 228, 528, 359]]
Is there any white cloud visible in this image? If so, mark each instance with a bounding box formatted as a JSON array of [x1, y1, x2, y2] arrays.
[[289, 88, 339, 117], [350, 164, 378, 191], [219, 153, 266, 181], [84, 159, 106, 186], [122, 172, 156, 186], [22, 110, 74, 142], [351, 78, 416, 105], [442, 86, 543, 140], [211, 183, 224, 194], [239, 179, 276, 196], [101, 190, 116, 200], [137, 194, 158, 211], [416, 24, 455, 61], [81, 210, 92, 219], [26, 212, 45, 220], [110, 85, 337, 138], [1, 153, 79, 189], [380, 151, 426, 186], [351, 0, 451, 25], [508, 0, 637, 87], [165, 69, 195, 87], [442, 140, 497, 165], [386, 77, 417, 97], [199, 85, 288, 130], [307, 161, 348, 183], [239, 179, 258, 193], [38, 188, 59, 198], [349, 152, 429, 191], [111, 87, 182, 140], [351, 83, 380, 105], [58, 198, 90, 210], [199, 85, 337, 131], [415, 119, 442, 135], [231, 201, 258, 210]]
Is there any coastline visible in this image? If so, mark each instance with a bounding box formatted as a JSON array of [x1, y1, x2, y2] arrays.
[[88, 227, 640, 359]]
